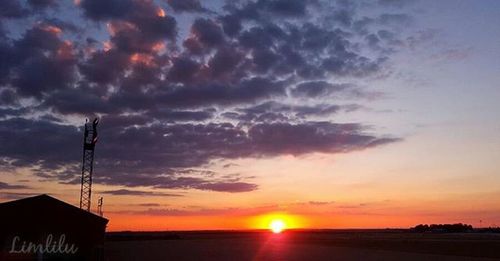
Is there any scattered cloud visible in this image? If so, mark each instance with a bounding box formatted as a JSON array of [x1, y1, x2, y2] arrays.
[[0, 0, 412, 193], [167, 0, 207, 13], [0, 192, 38, 200], [0, 181, 30, 190], [430, 47, 473, 62], [100, 189, 183, 197]]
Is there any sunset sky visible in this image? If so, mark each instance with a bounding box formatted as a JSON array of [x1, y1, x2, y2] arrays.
[[0, 0, 499, 231]]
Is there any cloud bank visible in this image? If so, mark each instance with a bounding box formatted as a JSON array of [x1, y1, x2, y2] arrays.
[[0, 0, 411, 193]]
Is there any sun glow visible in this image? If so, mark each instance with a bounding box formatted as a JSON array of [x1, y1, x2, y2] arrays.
[[270, 219, 285, 233], [250, 213, 306, 232]]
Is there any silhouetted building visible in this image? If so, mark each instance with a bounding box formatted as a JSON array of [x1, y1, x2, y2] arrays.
[[0, 194, 108, 261]]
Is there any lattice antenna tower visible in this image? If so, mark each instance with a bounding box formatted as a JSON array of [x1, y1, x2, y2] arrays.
[[79, 118, 99, 212]]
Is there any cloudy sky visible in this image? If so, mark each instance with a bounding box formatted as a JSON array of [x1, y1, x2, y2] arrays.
[[0, 0, 499, 230]]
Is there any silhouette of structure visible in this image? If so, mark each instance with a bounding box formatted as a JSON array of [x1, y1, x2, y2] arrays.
[[80, 118, 99, 212], [97, 197, 103, 217], [0, 194, 108, 261]]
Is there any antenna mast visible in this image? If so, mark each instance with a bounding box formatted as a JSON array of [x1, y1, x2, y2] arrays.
[[97, 197, 104, 217], [79, 118, 99, 212]]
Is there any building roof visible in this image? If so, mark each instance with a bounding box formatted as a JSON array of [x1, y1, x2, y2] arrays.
[[0, 194, 108, 225]]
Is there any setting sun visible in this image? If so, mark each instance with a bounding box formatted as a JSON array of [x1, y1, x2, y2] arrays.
[[269, 219, 286, 233], [250, 213, 306, 232]]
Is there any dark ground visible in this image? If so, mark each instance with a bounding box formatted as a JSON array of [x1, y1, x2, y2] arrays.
[[105, 230, 500, 261]]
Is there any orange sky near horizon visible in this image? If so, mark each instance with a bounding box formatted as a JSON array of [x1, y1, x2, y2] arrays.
[[2, 135, 500, 232], [104, 206, 500, 232], [2, 132, 500, 231]]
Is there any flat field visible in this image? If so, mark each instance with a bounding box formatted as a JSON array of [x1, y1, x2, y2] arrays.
[[105, 230, 500, 261]]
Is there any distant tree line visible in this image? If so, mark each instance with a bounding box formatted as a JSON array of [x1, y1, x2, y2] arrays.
[[412, 223, 473, 233], [477, 227, 500, 233]]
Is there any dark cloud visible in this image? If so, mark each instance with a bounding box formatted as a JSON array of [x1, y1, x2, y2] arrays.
[[378, 13, 413, 26], [167, 57, 201, 83], [0, 108, 31, 120], [0, 89, 19, 106], [0, 192, 39, 200], [0, 0, 410, 193], [332, 9, 355, 27], [0, 181, 30, 190], [0, 117, 397, 192], [147, 109, 214, 122], [98, 114, 151, 130], [225, 0, 310, 20], [225, 101, 344, 123], [101, 189, 182, 197], [80, 50, 129, 84], [0, 0, 28, 18], [12, 52, 76, 98], [233, 21, 386, 79], [194, 182, 258, 193], [41, 18, 80, 33], [260, 0, 308, 17], [378, 0, 415, 8], [167, 0, 206, 13], [79, 0, 177, 55], [0, 118, 80, 170], [1, 22, 77, 98], [190, 18, 225, 48], [219, 14, 242, 37], [247, 122, 398, 155], [206, 46, 244, 79], [43, 88, 115, 115], [107, 18, 176, 54], [158, 77, 287, 108], [27, 0, 58, 9], [151, 176, 259, 193], [292, 81, 351, 98], [79, 0, 134, 21], [97, 175, 258, 193], [0, 42, 14, 84]]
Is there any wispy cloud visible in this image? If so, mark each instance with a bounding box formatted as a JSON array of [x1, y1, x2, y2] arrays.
[[100, 189, 182, 197]]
